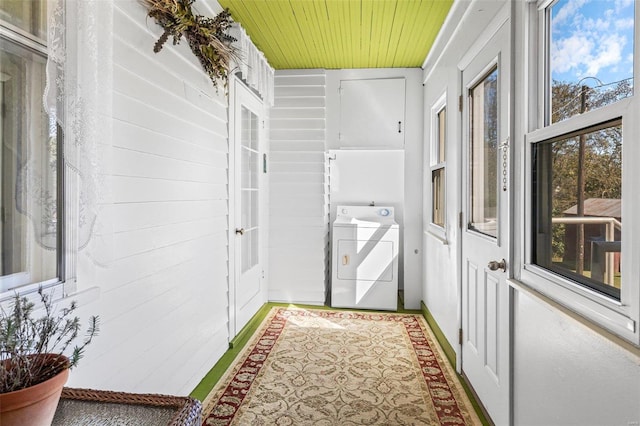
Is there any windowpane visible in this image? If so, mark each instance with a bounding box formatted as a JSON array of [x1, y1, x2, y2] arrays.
[[1, 37, 57, 291], [533, 123, 622, 300], [432, 168, 445, 227], [0, 0, 47, 41], [470, 67, 498, 237], [549, 0, 634, 124]]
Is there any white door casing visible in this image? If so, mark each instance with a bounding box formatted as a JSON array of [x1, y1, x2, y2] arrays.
[[230, 77, 265, 338], [460, 20, 511, 425]]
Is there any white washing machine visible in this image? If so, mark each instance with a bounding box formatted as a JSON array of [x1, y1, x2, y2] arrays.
[[331, 205, 399, 311]]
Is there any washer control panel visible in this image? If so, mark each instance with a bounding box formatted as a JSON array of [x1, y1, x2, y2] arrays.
[[336, 205, 395, 221]]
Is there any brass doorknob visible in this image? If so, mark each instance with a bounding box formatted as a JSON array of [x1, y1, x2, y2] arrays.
[[488, 259, 506, 272], [235, 228, 245, 235]]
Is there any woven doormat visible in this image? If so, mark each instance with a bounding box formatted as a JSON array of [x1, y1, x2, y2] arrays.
[[203, 307, 481, 425]]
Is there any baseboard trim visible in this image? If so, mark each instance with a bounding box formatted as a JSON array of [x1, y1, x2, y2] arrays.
[[420, 301, 457, 370]]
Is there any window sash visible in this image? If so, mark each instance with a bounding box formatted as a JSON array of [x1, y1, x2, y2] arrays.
[[0, 6, 65, 296]]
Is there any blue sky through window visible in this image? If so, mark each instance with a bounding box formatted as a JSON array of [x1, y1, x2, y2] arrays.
[[551, 0, 635, 87]]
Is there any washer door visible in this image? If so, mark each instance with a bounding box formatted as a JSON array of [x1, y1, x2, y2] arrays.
[[336, 239, 394, 282]]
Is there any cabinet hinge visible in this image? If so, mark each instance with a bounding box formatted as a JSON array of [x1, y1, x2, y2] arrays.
[[458, 212, 463, 229], [459, 328, 463, 345], [458, 95, 463, 112]]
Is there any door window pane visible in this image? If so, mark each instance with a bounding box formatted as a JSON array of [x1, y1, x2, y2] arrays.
[[437, 107, 446, 163], [533, 122, 622, 300], [432, 168, 445, 227], [470, 67, 498, 237], [549, 0, 634, 124]]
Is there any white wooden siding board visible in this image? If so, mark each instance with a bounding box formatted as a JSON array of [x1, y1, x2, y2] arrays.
[[270, 265, 326, 281], [138, 324, 229, 394], [113, 121, 227, 166], [269, 151, 325, 162], [270, 231, 328, 247], [176, 339, 228, 395], [270, 171, 326, 183], [270, 129, 325, 141], [273, 75, 326, 86], [270, 119, 326, 130], [107, 200, 226, 233], [269, 253, 326, 270], [111, 176, 227, 203], [273, 97, 326, 108], [274, 87, 324, 98], [98, 289, 198, 387], [118, 296, 229, 393], [113, 4, 212, 92], [112, 221, 227, 261], [270, 141, 327, 151], [267, 197, 325, 211], [270, 108, 326, 119], [113, 36, 227, 119], [269, 162, 325, 174], [270, 245, 327, 259], [269, 185, 325, 197], [267, 288, 326, 302], [269, 216, 327, 228], [99, 236, 227, 293], [96, 259, 207, 323], [114, 64, 226, 132], [113, 93, 227, 151], [268, 238, 328, 250], [111, 147, 226, 183]]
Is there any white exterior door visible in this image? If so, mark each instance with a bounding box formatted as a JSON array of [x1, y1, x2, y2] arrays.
[[460, 20, 511, 425], [230, 78, 265, 337]]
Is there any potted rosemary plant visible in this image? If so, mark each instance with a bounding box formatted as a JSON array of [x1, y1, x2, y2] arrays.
[[0, 288, 99, 425]]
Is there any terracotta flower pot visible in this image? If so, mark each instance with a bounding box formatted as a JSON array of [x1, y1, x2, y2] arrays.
[[0, 355, 70, 426]]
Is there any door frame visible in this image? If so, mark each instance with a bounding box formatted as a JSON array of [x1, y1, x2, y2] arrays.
[[456, 4, 514, 424], [228, 75, 266, 339]]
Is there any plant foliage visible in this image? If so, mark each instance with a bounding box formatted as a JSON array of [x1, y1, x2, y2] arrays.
[[0, 288, 99, 393], [142, 0, 239, 89]]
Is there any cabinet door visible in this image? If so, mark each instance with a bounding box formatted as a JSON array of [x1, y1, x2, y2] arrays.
[[339, 78, 405, 148]]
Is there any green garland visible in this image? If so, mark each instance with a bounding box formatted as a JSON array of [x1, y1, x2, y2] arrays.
[[143, 0, 239, 89]]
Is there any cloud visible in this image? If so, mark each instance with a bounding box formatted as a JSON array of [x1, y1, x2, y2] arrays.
[[552, 35, 595, 74], [585, 34, 624, 76], [551, 0, 633, 82], [553, 0, 589, 26], [615, 0, 634, 14]]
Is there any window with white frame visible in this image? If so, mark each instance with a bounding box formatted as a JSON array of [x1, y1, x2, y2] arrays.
[[0, 1, 64, 294], [430, 95, 446, 234], [526, 0, 637, 339]]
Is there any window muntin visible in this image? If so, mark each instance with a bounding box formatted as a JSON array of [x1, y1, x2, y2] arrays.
[[1, 2, 61, 294], [469, 67, 499, 238], [548, 0, 634, 124], [431, 106, 446, 228], [532, 122, 622, 300]]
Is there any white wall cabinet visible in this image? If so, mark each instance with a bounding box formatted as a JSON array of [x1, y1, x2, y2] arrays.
[[338, 78, 405, 149]]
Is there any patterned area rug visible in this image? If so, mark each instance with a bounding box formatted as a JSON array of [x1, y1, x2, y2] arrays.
[[202, 308, 481, 425]]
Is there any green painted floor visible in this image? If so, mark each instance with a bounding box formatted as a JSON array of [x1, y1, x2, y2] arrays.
[[190, 299, 491, 425]]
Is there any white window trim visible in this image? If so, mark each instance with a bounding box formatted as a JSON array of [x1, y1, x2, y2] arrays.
[[427, 92, 448, 242], [519, 1, 640, 345]]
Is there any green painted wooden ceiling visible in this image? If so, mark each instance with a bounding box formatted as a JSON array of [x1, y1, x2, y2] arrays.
[[218, 0, 453, 69]]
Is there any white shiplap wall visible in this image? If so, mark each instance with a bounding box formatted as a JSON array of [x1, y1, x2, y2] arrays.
[[70, 0, 230, 395], [269, 70, 328, 304]]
